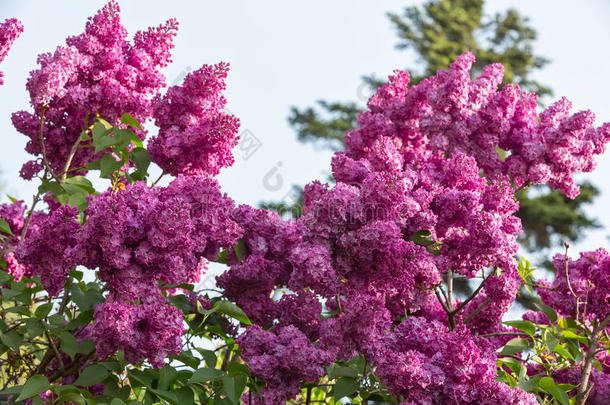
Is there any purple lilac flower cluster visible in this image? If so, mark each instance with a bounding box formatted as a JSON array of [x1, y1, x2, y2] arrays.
[[71, 176, 240, 365], [0, 18, 23, 85], [12, 1, 178, 180], [375, 317, 539, 404], [149, 63, 240, 176], [345, 53, 610, 199], [538, 248, 610, 322]]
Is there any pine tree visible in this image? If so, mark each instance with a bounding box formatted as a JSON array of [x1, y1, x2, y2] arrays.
[[262, 0, 599, 265]]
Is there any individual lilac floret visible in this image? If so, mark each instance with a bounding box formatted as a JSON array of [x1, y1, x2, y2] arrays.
[[0, 18, 23, 85], [149, 63, 240, 176]]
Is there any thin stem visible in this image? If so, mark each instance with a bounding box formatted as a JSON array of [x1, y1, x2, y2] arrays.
[[453, 273, 490, 316], [37, 107, 57, 181], [447, 269, 454, 312], [575, 314, 610, 405], [152, 171, 166, 187], [305, 386, 312, 405], [478, 331, 529, 338], [60, 113, 89, 183], [45, 331, 65, 372], [464, 297, 490, 324]]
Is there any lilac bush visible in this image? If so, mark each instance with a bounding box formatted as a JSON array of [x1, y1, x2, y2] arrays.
[[0, 2, 609, 405]]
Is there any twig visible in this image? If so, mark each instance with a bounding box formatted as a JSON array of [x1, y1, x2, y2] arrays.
[[45, 331, 65, 372], [151, 171, 166, 187], [464, 297, 490, 324], [452, 272, 490, 316], [575, 314, 610, 405], [60, 113, 89, 183]]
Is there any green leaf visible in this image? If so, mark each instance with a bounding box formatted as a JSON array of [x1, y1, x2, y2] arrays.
[[544, 330, 559, 352], [74, 364, 110, 386], [518, 375, 540, 393], [212, 300, 251, 325], [127, 369, 152, 388], [227, 362, 250, 377], [35, 302, 54, 319], [1, 330, 23, 352], [121, 113, 142, 130], [215, 249, 228, 264], [197, 349, 217, 368], [64, 176, 96, 194], [327, 365, 359, 379], [100, 154, 123, 178], [539, 376, 569, 405], [158, 365, 178, 391], [16, 375, 50, 401], [552, 344, 574, 361], [410, 230, 434, 246], [188, 368, 223, 384], [498, 337, 530, 356], [234, 239, 246, 262], [131, 148, 152, 176], [173, 351, 200, 369], [503, 320, 536, 337], [560, 330, 588, 344], [60, 332, 79, 360], [77, 339, 95, 355], [332, 377, 359, 399], [222, 375, 247, 405], [534, 302, 558, 323], [56, 392, 86, 405], [0, 218, 13, 236], [149, 388, 178, 405]]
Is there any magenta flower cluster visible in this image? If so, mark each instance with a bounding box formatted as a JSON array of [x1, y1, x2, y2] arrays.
[[12, 1, 178, 180], [0, 18, 23, 85], [149, 63, 240, 176], [538, 248, 610, 322], [3, 3, 610, 403]]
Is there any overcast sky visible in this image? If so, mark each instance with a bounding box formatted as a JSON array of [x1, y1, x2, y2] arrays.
[[1, 1, 609, 259]]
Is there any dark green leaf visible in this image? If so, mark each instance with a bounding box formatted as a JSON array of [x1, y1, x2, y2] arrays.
[[498, 337, 530, 356], [222, 374, 247, 405], [131, 148, 152, 176], [410, 230, 434, 246], [332, 377, 359, 399], [173, 351, 200, 369], [234, 239, 246, 262], [534, 302, 558, 323], [34, 303, 54, 319], [60, 332, 79, 360], [1, 330, 23, 352], [188, 368, 223, 384], [16, 375, 50, 401], [327, 365, 359, 379], [197, 349, 217, 368], [100, 154, 123, 178], [74, 364, 110, 386]]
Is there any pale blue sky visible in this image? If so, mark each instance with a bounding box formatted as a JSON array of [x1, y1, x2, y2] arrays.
[[0, 1, 609, 259]]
